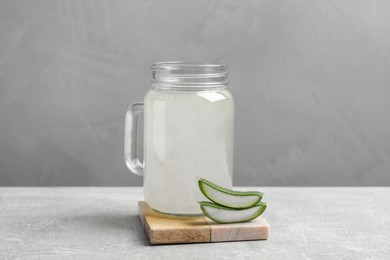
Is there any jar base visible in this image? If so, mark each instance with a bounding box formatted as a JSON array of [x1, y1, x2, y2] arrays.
[[152, 208, 203, 217]]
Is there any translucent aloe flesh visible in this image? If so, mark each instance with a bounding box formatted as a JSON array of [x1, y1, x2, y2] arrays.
[[198, 178, 264, 209], [199, 201, 267, 224]]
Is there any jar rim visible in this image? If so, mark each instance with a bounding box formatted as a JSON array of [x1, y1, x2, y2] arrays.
[[152, 61, 227, 69]]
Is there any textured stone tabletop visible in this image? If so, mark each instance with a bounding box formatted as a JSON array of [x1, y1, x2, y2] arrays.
[[0, 187, 389, 259]]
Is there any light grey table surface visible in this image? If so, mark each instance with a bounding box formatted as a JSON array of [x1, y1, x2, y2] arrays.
[[0, 187, 389, 260]]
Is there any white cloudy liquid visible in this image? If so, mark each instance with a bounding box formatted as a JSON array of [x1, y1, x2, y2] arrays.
[[143, 89, 234, 215]]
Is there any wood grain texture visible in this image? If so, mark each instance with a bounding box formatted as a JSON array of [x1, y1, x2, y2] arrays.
[[138, 201, 211, 244], [207, 218, 269, 242], [138, 201, 269, 245]]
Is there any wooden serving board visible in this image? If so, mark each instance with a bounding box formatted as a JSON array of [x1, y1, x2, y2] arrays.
[[138, 201, 269, 245]]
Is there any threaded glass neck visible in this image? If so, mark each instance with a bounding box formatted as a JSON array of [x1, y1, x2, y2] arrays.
[[151, 61, 228, 91]]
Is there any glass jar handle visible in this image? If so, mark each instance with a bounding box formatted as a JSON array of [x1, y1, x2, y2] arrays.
[[124, 102, 144, 176]]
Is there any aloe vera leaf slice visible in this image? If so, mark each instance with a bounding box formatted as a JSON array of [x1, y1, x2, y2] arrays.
[[198, 201, 267, 224], [198, 178, 263, 209]]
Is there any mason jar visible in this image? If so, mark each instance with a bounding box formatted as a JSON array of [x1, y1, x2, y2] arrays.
[[125, 61, 234, 215]]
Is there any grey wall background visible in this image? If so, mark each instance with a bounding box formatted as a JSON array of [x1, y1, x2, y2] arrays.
[[1, 0, 389, 186]]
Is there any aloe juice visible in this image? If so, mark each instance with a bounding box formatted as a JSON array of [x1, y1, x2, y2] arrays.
[[143, 89, 234, 215]]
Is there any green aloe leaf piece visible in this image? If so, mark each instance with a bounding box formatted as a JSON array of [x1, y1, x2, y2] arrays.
[[198, 201, 267, 224], [198, 178, 264, 209]]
